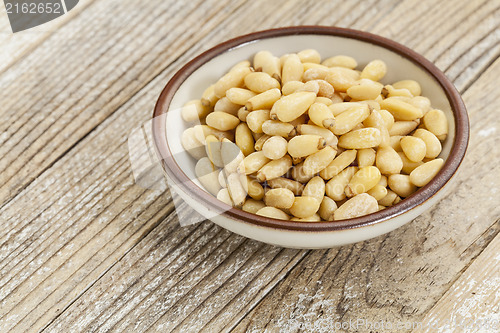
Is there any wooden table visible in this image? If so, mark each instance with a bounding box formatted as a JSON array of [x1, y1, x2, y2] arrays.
[[1, 0, 499, 332]]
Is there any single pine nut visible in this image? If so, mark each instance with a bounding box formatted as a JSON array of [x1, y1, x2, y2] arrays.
[[238, 107, 250, 122], [245, 88, 281, 111], [378, 189, 400, 206], [380, 97, 423, 121], [238, 151, 270, 174], [423, 109, 448, 140], [214, 66, 252, 98], [221, 138, 244, 173], [291, 214, 322, 222], [376, 146, 403, 174], [181, 100, 211, 122], [325, 67, 359, 92], [302, 62, 329, 71], [398, 152, 424, 174], [408, 96, 431, 115], [329, 101, 364, 116], [242, 198, 266, 214], [299, 80, 320, 94], [303, 67, 330, 82], [282, 54, 304, 84], [271, 91, 317, 122], [388, 174, 417, 197], [267, 177, 304, 195], [298, 49, 321, 63], [389, 120, 419, 136], [325, 166, 358, 201], [244, 175, 264, 200], [393, 80, 421, 96], [367, 185, 388, 201], [217, 188, 233, 206], [347, 80, 383, 101], [262, 136, 288, 160], [296, 124, 338, 147], [253, 51, 281, 81], [195, 157, 221, 196], [235, 123, 255, 156], [246, 109, 271, 133], [303, 146, 337, 176], [193, 124, 234, 142], [254, 134, 271, 151], [303, 176, 326, 203], [338, 128, 382, 149], [360, 60, 387, 81], [312, 80, 335, 98], [230, 60, 251, 71], [182, 127, 206, 159], [389, 135, 403, 151], [309, 103, 336, 129], [378, 175, 388, 187], [288, 135, 326, 158], [289, 113, 309, 127], [400, 136, 426, 162], [290, 196, 321, 218], [346, 166, 381, 197], [206, 111, 240, 131], [334, 193, 379, 220], [319, 196, 338, 221], [332, 104, 370, 135], [378, 109, 395, 130], [413, 129, 442, 158], [264, 188, 295, 209], [225, 88, 257, 105], [262, 120, 296, 138], [256, 206, 289, 220], [256, 155, 293, 181], [291, 162, 315, 183], [315, 96, 334, 106], [322, 55, 357, 69], [226, 172, 247, 207], [281, 81, 305, 95], [218, 170, 227, 188], [357, 148, 376, 167], [320, 149, 357, 179], [409, 158, 444, 187], [383, 85, 413, 98], [205, 135, 223, 167], [244, 72, 281, 93], [201, 84, 218, 107]]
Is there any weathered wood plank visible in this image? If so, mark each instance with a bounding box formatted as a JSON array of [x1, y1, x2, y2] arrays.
[[413, 231, 500, 333]]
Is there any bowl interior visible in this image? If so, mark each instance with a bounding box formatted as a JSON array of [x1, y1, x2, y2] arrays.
[[165, 34, 455, 195]]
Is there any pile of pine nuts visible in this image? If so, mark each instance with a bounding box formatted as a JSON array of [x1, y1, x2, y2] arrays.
[[180, 49, 448, 221]]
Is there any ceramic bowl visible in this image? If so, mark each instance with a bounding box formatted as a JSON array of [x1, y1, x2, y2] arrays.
[[152, 26, 469, 248]]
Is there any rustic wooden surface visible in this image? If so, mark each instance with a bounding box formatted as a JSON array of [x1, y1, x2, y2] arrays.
[[0, 0, 498, 332]]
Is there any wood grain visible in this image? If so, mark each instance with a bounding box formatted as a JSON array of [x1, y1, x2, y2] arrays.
[[0, 0, 498, 332]]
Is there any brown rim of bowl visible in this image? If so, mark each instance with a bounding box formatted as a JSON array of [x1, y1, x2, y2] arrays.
[[152, 26, 469, 232]]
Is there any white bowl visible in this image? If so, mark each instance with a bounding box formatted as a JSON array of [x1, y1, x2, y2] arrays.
[[152, 26, 469, 248]]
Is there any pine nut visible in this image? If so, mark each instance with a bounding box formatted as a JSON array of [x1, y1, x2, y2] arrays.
[[237, 107, 250, 122], [254, 134, 271, 151], [357, 148, 376, 167], [253, 51, 281, 82], [217, 188, 233, 206], [246, 109, 271, 133], [383, 84, 413, 98], [221, 138, 244, 173], [329, 102, 364, 116], [303, 146, 337, 176], [244, 175, 264, 200], [347, 80, 383, 101], [309, 103, 336, 129], [181, 100, 211, 122], [315, 96, 334, 106], [346, 166, 381, 197], [218, 170, 227, 188], [182, 127, 206, 160], [242, 199, 266, 214], [271, 91, 317, 122], [193, 124, 234, 142], [296, 124, 338, 147], [408, 96, 431, 115], [410, 158, 444, 187], [206, 111, 240, 131], [325, 67, 359, 92], [244, 72, 281, 93], [214, 66, 252, 98], [226, 172, 247, 207], [413, 129, 442, 158], [388, 120, 419, 136], [298, 49, 321, 63], [377, 189, 400, 207], [205, 135, 223, 167], [376, 146, 403, 174], [319, 196, 338, 221], [319, 149, 357, 179], [398, 152, 424, 174], [235, 123, 255, 156], [195, 157, 221, 196], [334, 193, 379, 220], [360, 60, 387, 81], [262, 135, 288, 160], [267, 177, 304, 195], [281, 81, 305, 95], [322, 55, 357, 69], [366, 185, 388, 201], [312, 80, 335, 98], [225, 88, 257, 105], [380, 97, 423, 121], [303, 176, 326, 203], [303, 67, 330, 82], [262, 120, 296, 138], [288, 135, 326, 158], [389, 135, 403, 151], [201, 84, 218, 107], [325, 166, 358, 201], [291, 162, 315, 183], [256, 206, 289, 220], [338, 128, 382, 149], [264, 188, 295, 209], [291, 214, 322, 222], [332, 104, 370, 135], [400, 136, 426, 162], [393, 80, 421, 96], [388, 174, 417, 197], [290, 196, 321, 218], [282, 54, 304, 84], [245, 88, 281, 111], [238, 151, 270, 175], [256, 155, 292, 181], [423, 109, 448, 140], [299, 80, 320, 94]]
